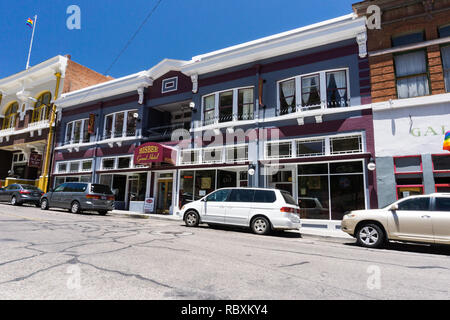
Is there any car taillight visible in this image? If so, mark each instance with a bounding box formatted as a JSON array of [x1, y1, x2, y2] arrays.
[[107, 196, 115, 201], [280, 207, 301, 214], [20, 190, 31, 194], [86, 195, 101, 200]]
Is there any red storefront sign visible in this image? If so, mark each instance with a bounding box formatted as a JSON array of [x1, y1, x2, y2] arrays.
[[134, 142, 176, 165], [28, 153, 42, 168]]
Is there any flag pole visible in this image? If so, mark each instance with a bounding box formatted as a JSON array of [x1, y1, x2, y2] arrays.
[[26, 15, 37, 70]]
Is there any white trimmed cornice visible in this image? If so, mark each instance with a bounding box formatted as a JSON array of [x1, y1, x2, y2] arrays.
[[55, 71, 153, 108], [181, 14, 366, 76], [0, 56, 68, 95], [147, 59, 188, 80]]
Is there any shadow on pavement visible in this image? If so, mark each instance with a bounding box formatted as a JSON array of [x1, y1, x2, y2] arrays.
[[344, 241, 450, 256]]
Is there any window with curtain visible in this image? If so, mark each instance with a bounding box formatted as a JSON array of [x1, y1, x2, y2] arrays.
[[203, 95, 215, 126], [326, 70, 348, 108], [394, 50, 429, 98], [441, 45, 450, 92], [103, 110, 137, 140], [219, 91, 233, 123], [2, 102, 19, 130], [301, 74, 321, 110], [238, 88, 254, 120], [126, 111, 137, 136], [65, 119, 90, 144], [279, 79, 296, 115], [32, 92, 51, 123]]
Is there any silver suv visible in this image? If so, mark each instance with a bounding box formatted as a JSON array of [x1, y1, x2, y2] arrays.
[[40, 182, 115, 215]]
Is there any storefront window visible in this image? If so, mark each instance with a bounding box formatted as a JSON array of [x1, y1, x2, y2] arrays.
[[432, 154, 450, 192], [298, 161, 365, 220], [394, 156, 424, 199], [195, 170, 216, 199], [180, 171, 195, 206], [239, 171, 248, 187], [128, 173, 147, 202], [217, 170, 237, 189]]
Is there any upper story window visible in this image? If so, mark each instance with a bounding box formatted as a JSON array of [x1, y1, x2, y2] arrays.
[[392, 32, 429, 99], [279, 79, 296, 115], [202, 87, 254, 126], [104, 110, 138, 139], [439, 25, 450, 93], [2, 102, 19, 130], [65, 119, 90, 145], [278, 68, 349, 115], [32, 92, 51, 123]]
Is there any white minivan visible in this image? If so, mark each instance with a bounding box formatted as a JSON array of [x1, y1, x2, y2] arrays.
[[179, 188, 301, 235]]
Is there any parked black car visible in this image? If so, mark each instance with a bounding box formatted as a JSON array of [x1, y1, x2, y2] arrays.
[[0, 184, 44, 207]]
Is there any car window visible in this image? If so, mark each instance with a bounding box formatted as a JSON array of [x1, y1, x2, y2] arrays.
[[54, 184, 66, 192], [229, 189, 255, 202], [253, 190, 276, 203], [281, 191, 297, 205], [21, 185, 40, 191], [397, 197, 430, 211], [299, 199, 317, 208], [435, 197, 450, 211], [6, 184, 18, 190], [206, 189, 230, 202], [91, 184, 113, 195]]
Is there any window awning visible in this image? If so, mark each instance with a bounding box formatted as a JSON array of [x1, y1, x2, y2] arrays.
[[133, 142, 177, 166]]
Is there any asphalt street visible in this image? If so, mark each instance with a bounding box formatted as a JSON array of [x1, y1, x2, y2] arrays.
[[0, 203, 449, 300]]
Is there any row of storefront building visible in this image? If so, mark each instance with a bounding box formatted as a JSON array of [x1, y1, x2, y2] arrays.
[[0, 0, 449, 230]]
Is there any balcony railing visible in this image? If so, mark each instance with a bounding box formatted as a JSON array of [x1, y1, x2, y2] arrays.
[[0, 127, 15, 138], [147, 123, 185, 140], [103, 129, 137, 140]]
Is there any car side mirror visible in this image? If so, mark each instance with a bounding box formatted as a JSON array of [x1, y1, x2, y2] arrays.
[[390, 204, 398, 211]]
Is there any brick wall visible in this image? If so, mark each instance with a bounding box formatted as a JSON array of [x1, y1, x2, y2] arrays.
[[353, 0, 450, 102], [62, 58, 113, 94]]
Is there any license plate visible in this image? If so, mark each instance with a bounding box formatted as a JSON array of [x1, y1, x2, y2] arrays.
[[101, 196, 107, 200]]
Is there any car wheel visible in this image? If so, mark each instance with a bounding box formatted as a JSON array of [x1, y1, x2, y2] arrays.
[[356, 223, 385, 248], [70, 201, 81, 214], [184, 210, 199, 227], [10, 196, 19, 206], [251, 216, 271, 235], [40, 199, 49, 210], [98, 210, 108, 216]]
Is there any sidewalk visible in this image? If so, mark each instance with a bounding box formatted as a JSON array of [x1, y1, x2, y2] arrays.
[[110, 210, 352, 239]]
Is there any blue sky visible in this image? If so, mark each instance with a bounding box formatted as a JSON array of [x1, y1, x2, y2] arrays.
[[0, 0, 356, 79]]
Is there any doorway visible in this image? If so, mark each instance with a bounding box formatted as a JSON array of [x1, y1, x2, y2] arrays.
[[156, 179, 173, 214]]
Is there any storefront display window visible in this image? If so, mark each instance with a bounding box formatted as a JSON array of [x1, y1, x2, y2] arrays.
[[195, 170, 216, 199], [128, 173, 147, 202], [432, 154, 450, 192], [298, 161, 365, 220], [394, 156, 424, 199]]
